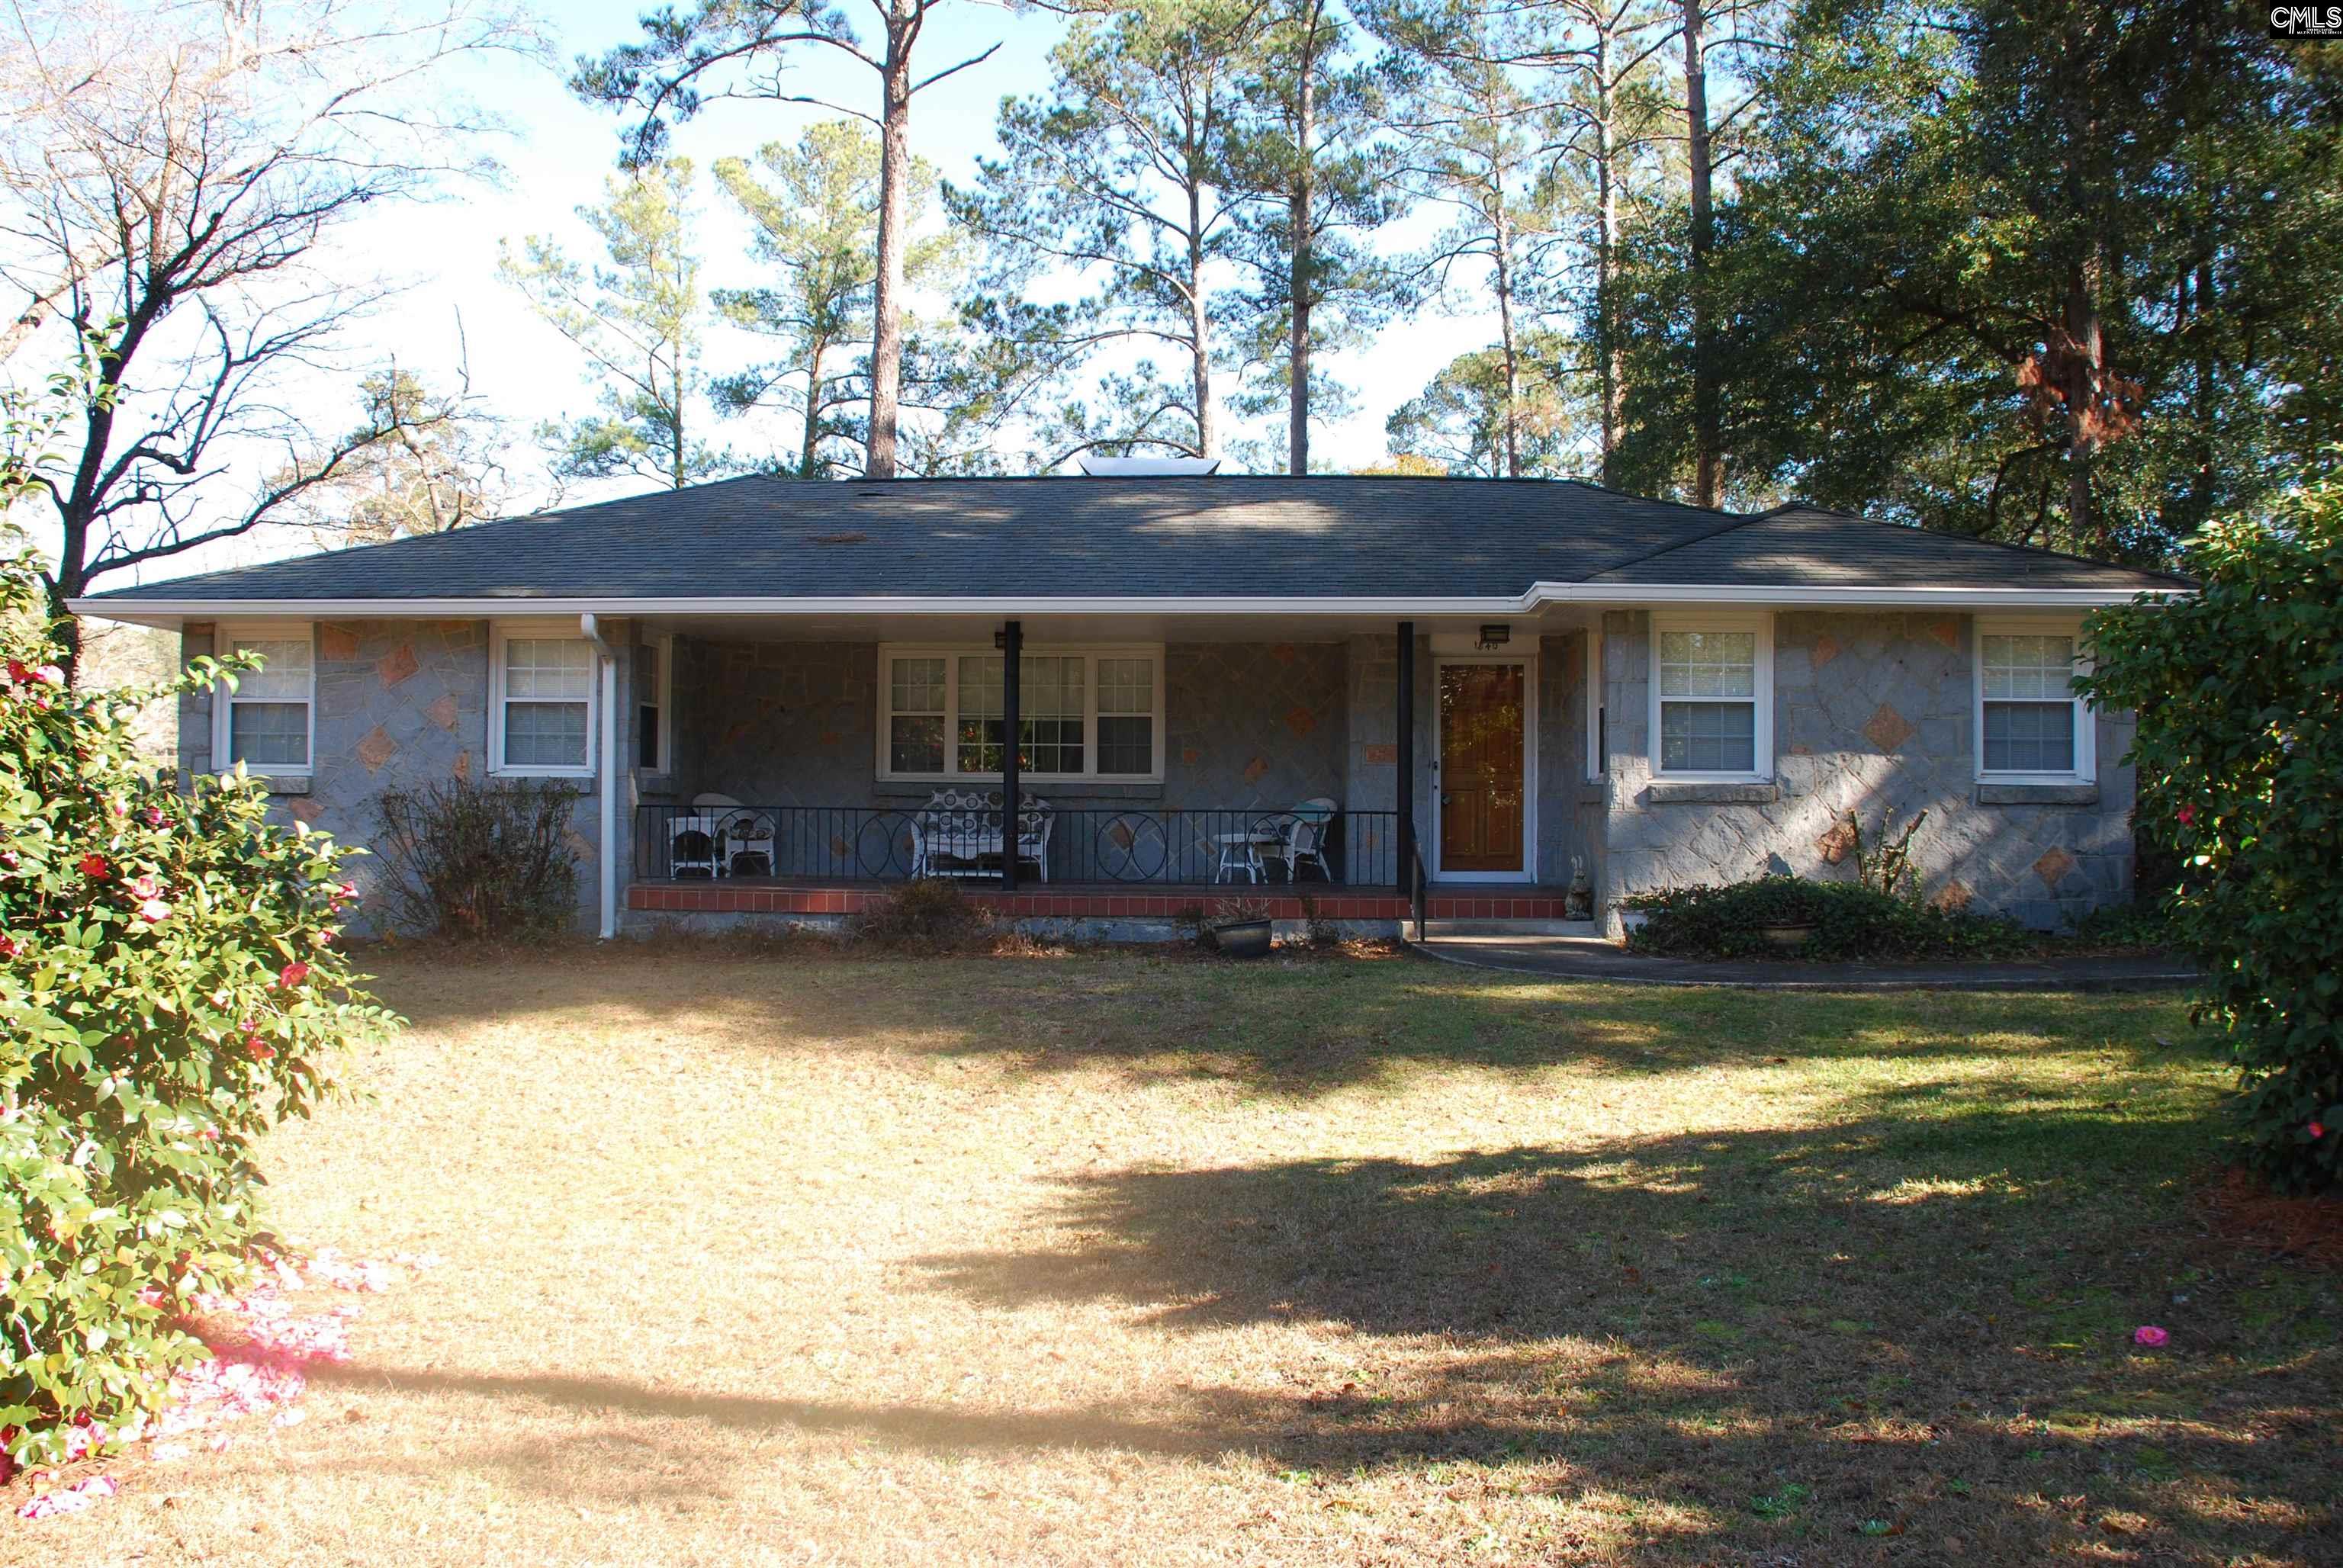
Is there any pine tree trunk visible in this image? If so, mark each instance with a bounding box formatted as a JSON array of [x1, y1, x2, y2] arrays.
[[1594, 34, 1624, 487], [802, 341, 827, 477], [1287, 48, 1314, 477], [866, 6, 915, 481], [2062, 255, 2104, 545], [1493, 201, 1520, 479], [1683, 0, 1720, 508], [670, 341, 686, 490], [1188, 180, 1215, 458]]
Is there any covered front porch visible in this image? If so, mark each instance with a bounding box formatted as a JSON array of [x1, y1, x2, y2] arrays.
[[615, 608, 1605, 928]]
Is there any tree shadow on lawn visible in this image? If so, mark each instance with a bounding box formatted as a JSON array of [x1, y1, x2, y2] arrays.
[[373, 949, 2203, 1100], [890, 1100, 2332, 1560], [297, 1094, 2329, 1562]]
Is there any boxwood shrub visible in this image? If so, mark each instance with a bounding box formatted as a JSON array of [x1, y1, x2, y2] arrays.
[[1622, 876, 2033, 962]]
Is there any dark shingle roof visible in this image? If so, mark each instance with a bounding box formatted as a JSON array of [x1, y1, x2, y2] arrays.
[[80, 477, 2188, 605], [1590, 503, 2191, 590]]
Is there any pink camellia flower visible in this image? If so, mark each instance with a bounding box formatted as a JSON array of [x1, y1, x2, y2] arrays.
[[313, 929, 333, 947], [339, 882, 358, 898], [278, 960, 310, 988], [78, 852, 109, 879], [125, 873, 161, 901], [144, 805, 165, 827], [2175, 804, 2196, 826], [139, 898, 171, 923], [2133, 1325, 2169, 1348], [2312, 1121, 2329, 1140], [34, 664, 62, 686], [0, 934, 18, 960], [2, 658, 24, 684], [245, 1034, 275, 1062]]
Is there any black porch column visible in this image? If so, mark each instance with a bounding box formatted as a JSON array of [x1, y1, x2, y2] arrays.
[[1395, 621, 1416, 892], [1000, 619, 1022, 892]]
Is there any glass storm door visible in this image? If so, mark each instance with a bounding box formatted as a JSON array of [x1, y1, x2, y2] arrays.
[[1438, 662, 1527, 874]]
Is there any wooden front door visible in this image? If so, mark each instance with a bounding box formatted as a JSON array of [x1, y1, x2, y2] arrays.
[[1438, 662, 1526, 874]]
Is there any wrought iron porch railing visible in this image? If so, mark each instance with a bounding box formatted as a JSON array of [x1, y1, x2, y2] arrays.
[[635, 804, 1400, 886]]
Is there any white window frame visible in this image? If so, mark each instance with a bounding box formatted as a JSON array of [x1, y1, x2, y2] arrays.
[[1647, 612, 1774, 782], [1585, 628, 1605, 780], [637, 632, 673, 775], [211, 620, 315, 778], [1974, 617, 2094, 785], [875, 642, 1166, 784], [489, 621, 599, 779]]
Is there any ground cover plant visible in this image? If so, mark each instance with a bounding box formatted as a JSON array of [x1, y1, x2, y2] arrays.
[[5, 947, 2331, 1565], [1621, 875, 2036, 962]]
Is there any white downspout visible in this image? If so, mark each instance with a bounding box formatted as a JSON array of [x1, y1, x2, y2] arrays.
[[580, 613, 619, 940]]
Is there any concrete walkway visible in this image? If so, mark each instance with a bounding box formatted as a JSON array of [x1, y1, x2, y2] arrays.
[[1410, 932, 2197, 991]]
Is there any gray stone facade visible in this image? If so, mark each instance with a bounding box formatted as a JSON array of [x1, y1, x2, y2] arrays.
[[182, 618, 635, 934], [1596, 609, 2133, 933], [180, 611, 2136, 938]]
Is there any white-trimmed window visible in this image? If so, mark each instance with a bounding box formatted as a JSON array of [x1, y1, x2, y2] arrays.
[[1976, 621, 2093, 782], [1650, 613, 1773, 779], [636, 634, 673, 773], [878, 644, 1164, 782], [490, 625, 596, 777], [213, 622, 313, 776]]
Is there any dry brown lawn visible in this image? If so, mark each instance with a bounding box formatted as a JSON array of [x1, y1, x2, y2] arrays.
[[9, 946, 2336, 1566]]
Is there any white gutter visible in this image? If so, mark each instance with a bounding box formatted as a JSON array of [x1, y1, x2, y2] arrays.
[[67, 582, 2186, 625], [577, 613, 619, 942]]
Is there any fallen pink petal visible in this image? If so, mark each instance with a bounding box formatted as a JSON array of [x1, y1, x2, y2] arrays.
[[18, 1474, 117, 1521], [2134, 1325, 2170, 1347]]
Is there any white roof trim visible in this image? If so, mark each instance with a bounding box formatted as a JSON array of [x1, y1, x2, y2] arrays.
[[69, 581, 2184, 626]]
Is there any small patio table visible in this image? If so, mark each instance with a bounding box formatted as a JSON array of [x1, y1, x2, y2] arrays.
[[1213, 827, 1284, 883]]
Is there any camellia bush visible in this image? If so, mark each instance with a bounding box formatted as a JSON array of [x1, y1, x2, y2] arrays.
[[2082, 458, 2343, 1194], [0, 528, 399, 1467]]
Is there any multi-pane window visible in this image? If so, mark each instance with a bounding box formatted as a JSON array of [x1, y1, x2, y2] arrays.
[[1654, 622, 1767, 777], [1096, 657, 1155, 776], [890, 656, 947, 774], [217, 627, 313, 773], [1978, 629, 2087, 779], [636, 636, 670, 771], [880, 647, 1160, 781], [497, 635, 594, 773]]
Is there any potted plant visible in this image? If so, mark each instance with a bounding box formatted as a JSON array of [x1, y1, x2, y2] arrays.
[[1207, 897, 1276, 959], [1746, 876, 1818, 949]]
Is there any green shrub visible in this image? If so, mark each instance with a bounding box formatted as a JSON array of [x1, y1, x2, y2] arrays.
[[374, 776, 580, 940], [0, 541, 396, 1467], [2081, 455, 2343, 1193], [850, 877, 990, 946], [1622, 876, 2032, 962]]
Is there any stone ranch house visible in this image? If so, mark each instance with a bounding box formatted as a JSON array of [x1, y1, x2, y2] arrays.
[[74, 474, 2187, 941]]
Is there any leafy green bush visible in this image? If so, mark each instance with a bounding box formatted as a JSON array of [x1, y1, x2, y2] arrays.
[[850, 877, 990, 946], [374, 776, 580, 940], [1622, 876, 2032, 962], [2082, 458, 2343, 1193], [0, 540, 397, 1467]]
